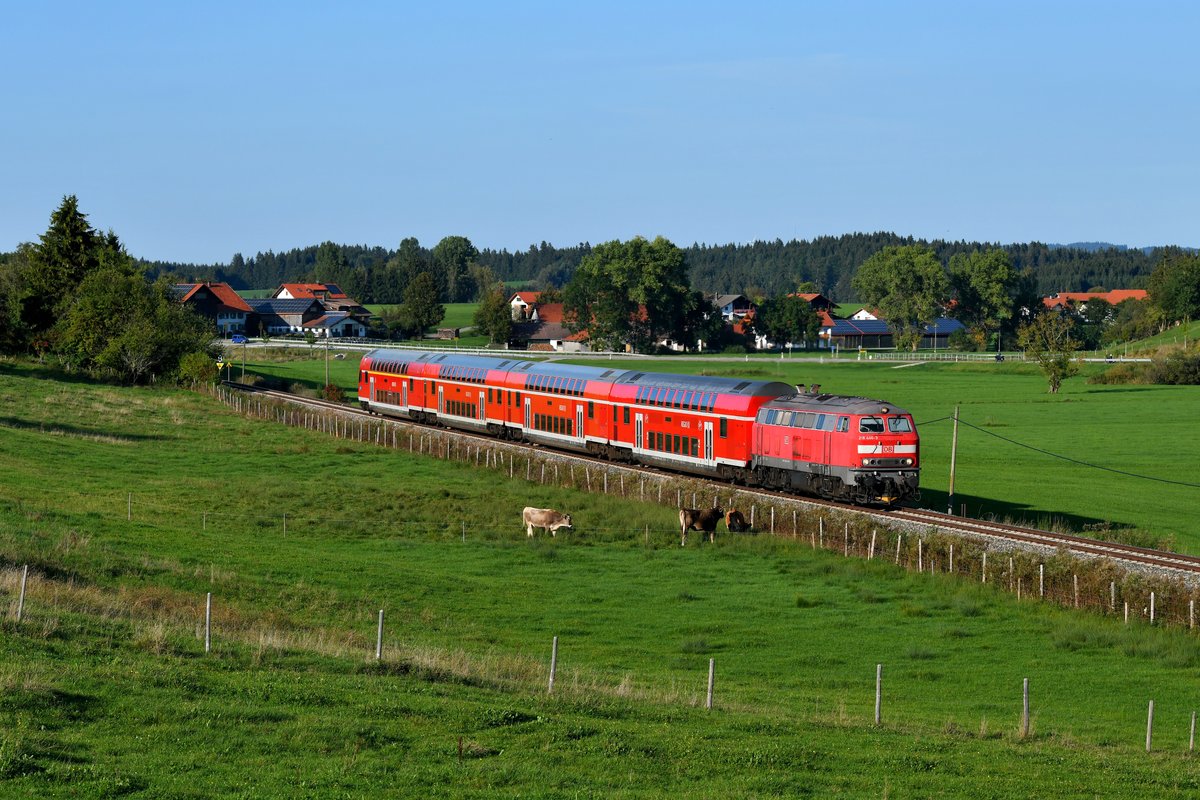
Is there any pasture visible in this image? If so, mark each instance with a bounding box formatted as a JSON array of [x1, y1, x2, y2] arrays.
[[241, 349, 1200, 552], [3, 361, 1200, 796]]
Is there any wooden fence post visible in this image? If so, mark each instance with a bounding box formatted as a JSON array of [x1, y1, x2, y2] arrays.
[[548, 636, 558, 694], [204, 592, 212, 654], [706, 658, 715, 710], [16, 564, 28, 623], [819, 517, 824, 548], [1151, 592, 1156, 624], [869, 530, 877, 560], [843, 523, 849, 556], [918, 539, 923, 572], [1147, 699, 1155, 752], [376, 609, 384, 660], [894, 534, 902, 565], [875, 663, 882, 724], [1125, 602, 1129, 624], [1191, 599, 1195, 630], [127, 493, 132, 521], [1191, 711, 1196, 753], [1111, 581, 1116, 612], [949, 544, 954, 574], [1038, 564, 1044, 598], [770, 507, 775, 535], [1021, 677, 1030, 739], [1074, 575, 1079, 609], [981, 551, 987, 583]]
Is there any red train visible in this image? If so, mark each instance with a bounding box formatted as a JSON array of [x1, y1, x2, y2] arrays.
[[357, 350, 920, 506]]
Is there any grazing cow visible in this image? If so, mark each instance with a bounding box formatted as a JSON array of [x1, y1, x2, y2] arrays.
[[522, 507, 573, 538], [725, 509, 750, 533], [679, 507, 725, 546]]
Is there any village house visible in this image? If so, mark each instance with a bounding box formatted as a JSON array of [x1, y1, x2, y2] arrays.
[[171, 282, 252, 336]]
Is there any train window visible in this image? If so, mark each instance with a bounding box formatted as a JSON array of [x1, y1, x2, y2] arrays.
[[657, 432, 665, 450], [515, 392, 521, 406], [815, 413, 826, 429], [888, 417, 913, 433], [859, 416, 885, 433], [623, 407, 630, 424], [820, 415, 836, 431], [691, 438, 698, 457], [487, 388, 493, 403], [567, 419, 573, 435], [837, 416, 849, 432], [588, 401, 594, 419], [673, 434, 681, 453], [799, 413, 815, 428], [777, 411, 794, 427], [613, 405, 618, 422], [719, 418, 727, 438]]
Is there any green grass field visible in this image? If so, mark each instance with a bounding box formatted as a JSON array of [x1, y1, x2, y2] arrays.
[[4, 361, 1200, 796], [240, 348, 1200, 552]]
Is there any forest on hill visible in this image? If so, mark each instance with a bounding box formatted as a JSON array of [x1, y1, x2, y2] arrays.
[[137, 233, 1167, 302]]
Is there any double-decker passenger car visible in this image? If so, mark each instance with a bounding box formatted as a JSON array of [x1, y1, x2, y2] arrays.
[[358, 350, 920, 506]]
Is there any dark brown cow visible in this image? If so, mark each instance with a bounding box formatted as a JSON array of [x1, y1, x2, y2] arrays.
[[679, 507, 725, 546], [725, 509, 750, 532], [522, 507, 573, 537]]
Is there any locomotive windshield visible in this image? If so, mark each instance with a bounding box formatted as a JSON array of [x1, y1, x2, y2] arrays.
[[888, 416, 913, 433], [859, 416, 884, 433]]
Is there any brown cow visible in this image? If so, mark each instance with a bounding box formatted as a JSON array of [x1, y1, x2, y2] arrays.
[[725, 509, 750, 532], [522, 507, 573, 538], [679, 507, 725, 546]]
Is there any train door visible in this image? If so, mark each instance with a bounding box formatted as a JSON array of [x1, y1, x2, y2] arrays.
[[576, 406, 584, 440], [635, 413, 644, 450], [704, 421, 714, 461], [401, 381, 407, 408], [368, 374, 376, 402], [438, 385, 444, 415], [478, 394, 485, 421], [524, 396, 531, 431]]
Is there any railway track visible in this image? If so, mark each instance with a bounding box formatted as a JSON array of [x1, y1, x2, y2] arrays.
[[223, 382, 1200, 582]]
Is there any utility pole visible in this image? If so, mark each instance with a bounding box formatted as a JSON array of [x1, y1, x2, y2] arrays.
[[947, 405, 960, 515], [325, 332, 330, 388]]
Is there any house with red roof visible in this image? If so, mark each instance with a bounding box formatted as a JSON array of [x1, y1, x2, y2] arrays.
[[509, 291, 542, 320], [1043, 289, 1148, 310], [172, 282, 253, 336]]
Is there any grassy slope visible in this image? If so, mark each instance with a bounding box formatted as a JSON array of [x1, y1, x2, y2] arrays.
[[3, 363, 1200, 796], [243, 350, 1200, 551]]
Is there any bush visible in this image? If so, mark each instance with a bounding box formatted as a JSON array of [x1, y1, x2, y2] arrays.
[[1147, 350, 1200, 385], [322, 383, 345, 402], [947, 328, 985, 352], [1087, 362, 1149, 385], [176, 350, 219, 387]]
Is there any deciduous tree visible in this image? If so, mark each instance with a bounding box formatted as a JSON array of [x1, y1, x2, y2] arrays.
[[852, 245, 949, 351], [563, 236, 693, 353], [1018, 312, 1080, 393], [1147, 250, 1200, 325], [949, 248, 1018, 349], [752, 294, 820, 350], [433, 236, 478, 303]]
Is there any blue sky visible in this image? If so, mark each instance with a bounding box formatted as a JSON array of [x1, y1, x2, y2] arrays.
[[2, 1, 1198, 264]]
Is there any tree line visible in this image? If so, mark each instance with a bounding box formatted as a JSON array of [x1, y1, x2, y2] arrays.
[[134, 233, 1178, 305]]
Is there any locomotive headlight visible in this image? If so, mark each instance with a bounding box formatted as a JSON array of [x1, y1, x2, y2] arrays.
[[903, 458, 913, 466]]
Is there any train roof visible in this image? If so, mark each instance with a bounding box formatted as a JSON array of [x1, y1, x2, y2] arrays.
[[614, 370, 794, 398], [362, 349, 632, 381], [761, 393, 913, 416], [362, 349, 793, 398]]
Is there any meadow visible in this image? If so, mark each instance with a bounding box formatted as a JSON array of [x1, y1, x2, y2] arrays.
[[242, 348, 1200, 552], [3, 361, 1200, 796]]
